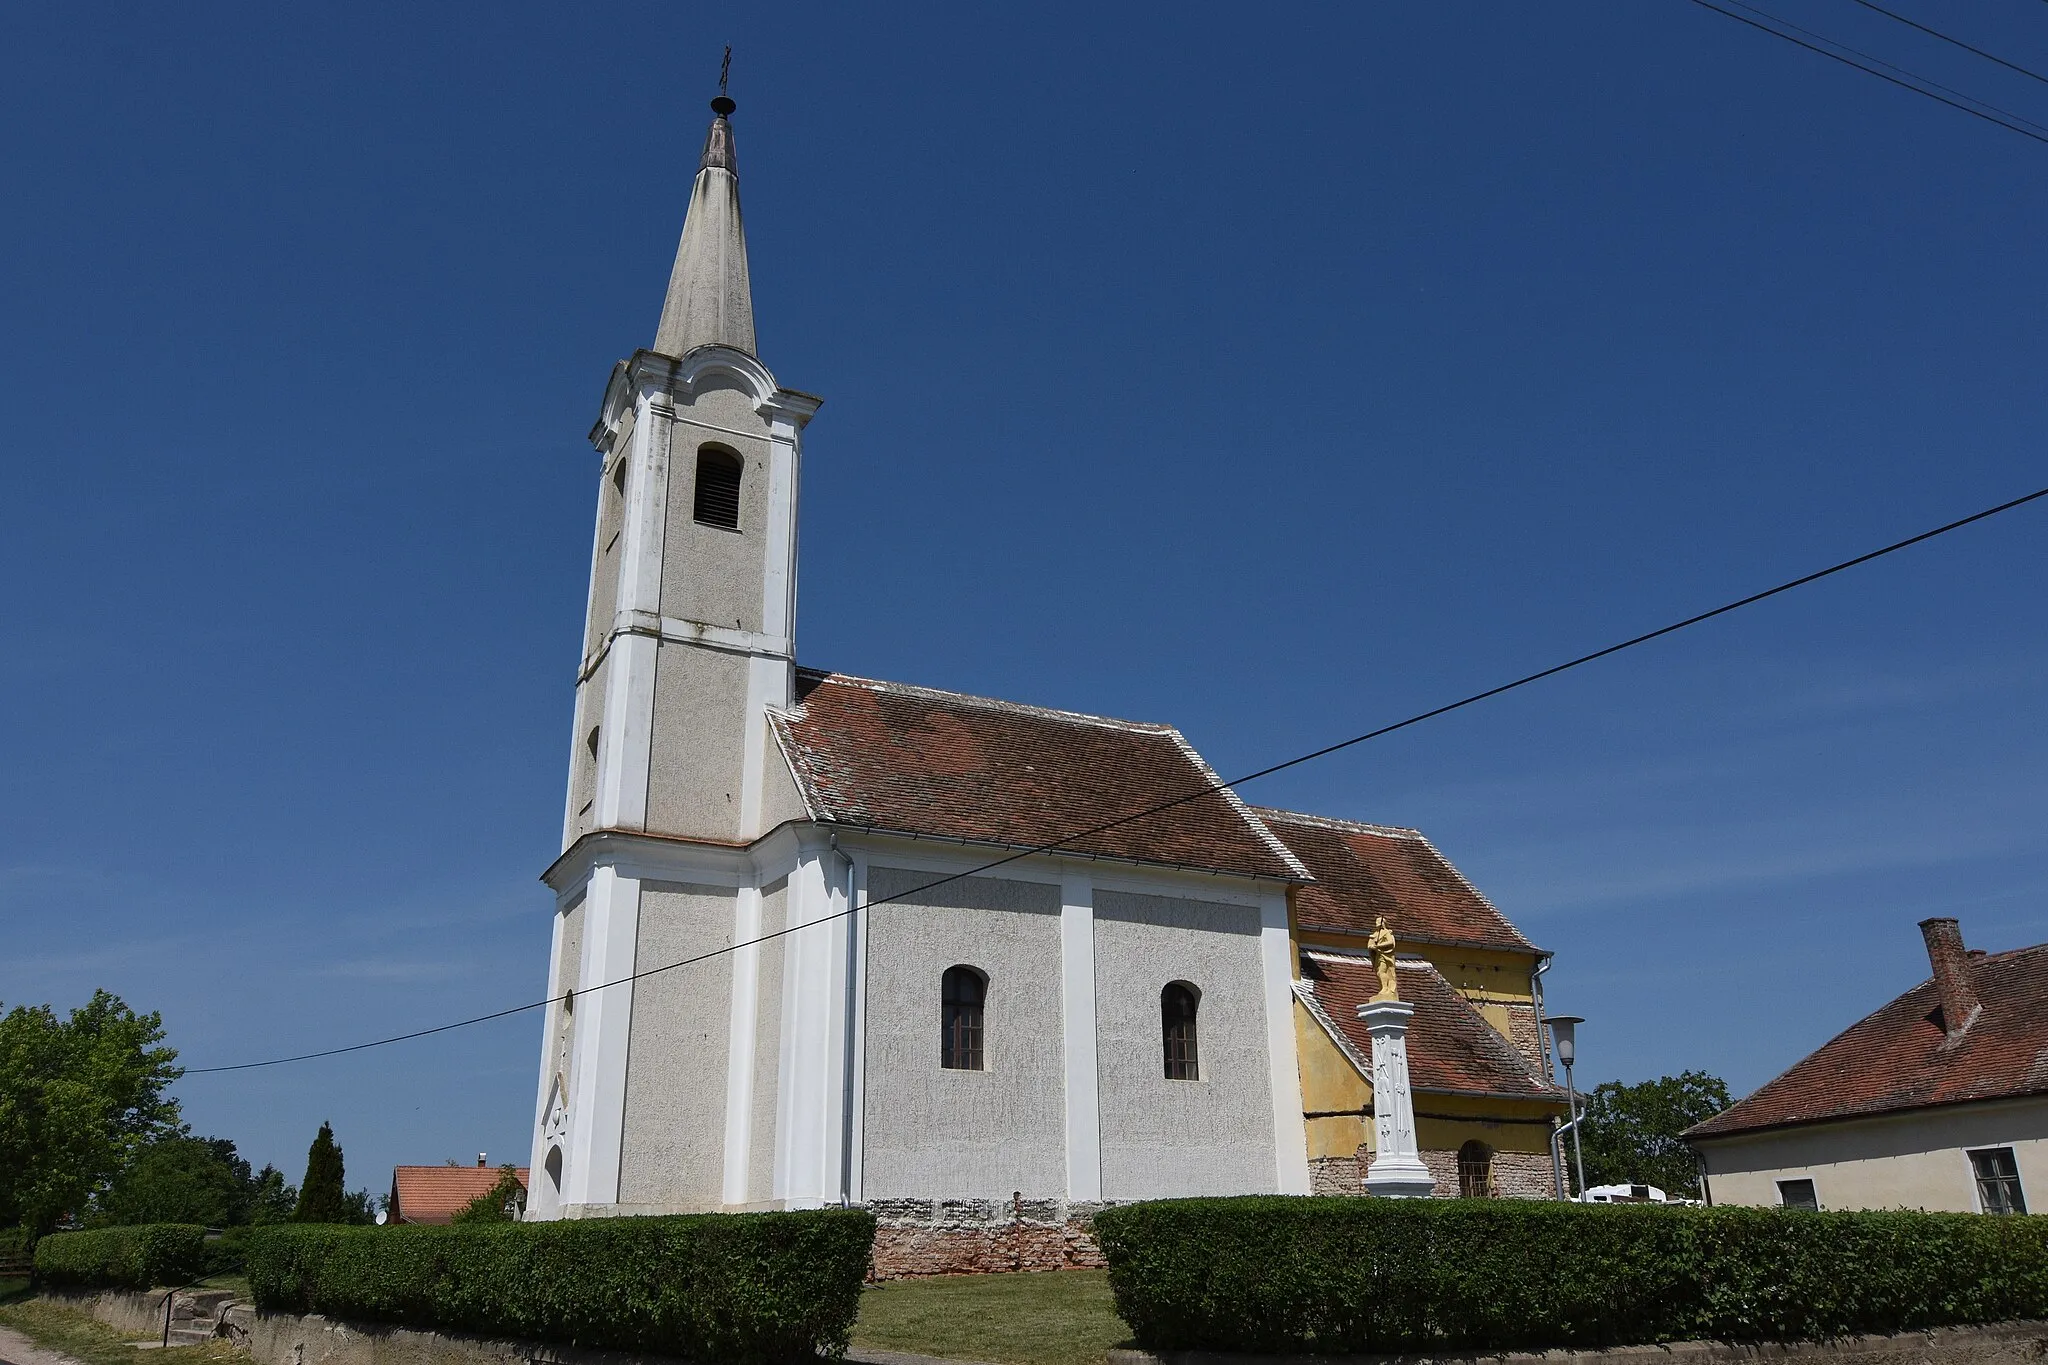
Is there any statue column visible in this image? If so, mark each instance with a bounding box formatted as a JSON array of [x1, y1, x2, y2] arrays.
[[1359, 999, 1436, 1198]]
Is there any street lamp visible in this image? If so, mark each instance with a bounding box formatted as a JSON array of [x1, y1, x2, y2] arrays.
[[1547, 1015, 1587, 1201]]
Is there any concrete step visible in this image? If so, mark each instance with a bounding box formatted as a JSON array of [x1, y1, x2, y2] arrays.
[[165, 1327, 216, 1346]]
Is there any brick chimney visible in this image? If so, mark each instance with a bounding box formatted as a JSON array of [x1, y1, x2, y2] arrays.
[[477, 1152, 487, 1168], [1919, 917, 1981, 1043]]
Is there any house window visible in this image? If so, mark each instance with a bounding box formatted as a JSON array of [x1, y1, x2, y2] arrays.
[[1970, 1148, 2027, 1215], [1458, 1140, 1494, 1198], [1162, 982, 1200, 1080], [941, 966, 985, 1071], [694, 447, 742, 529], [1777, 1178, 1819, 1210]]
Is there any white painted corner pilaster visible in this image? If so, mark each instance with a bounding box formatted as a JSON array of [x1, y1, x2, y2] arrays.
[[564, 867, 641, 1207], [1061, 867, 1103, 1201], [774, 850, 840, 1207], [1260, 890, 1312, 1194], [527, 907, 567, 1216], [721, 885, 763, 1205]]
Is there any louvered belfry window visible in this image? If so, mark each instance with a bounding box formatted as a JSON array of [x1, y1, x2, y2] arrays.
[[941, 966, 985, 1071], [693, 447, 742, 529], [1162, 982, 1200, 1080]]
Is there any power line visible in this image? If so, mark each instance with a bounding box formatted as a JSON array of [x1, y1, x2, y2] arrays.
[[1845, 0, 2048, 89], [1720, 0, 2048, 136], [183, 480, 2048, 1075], [1682, 0, 2048, 146]]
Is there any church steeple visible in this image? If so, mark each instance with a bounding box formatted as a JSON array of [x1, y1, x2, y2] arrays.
[[653, 94, 756, 357]]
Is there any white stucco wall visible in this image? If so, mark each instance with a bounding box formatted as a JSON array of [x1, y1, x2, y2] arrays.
[[645, 645, 750, 839], [860, 866, 1066, 1200], [617, 882, 736, 1209], [1093, 888, 1277, 1200], [1699, 1096, 2048, 1213], [660, 383, 772, 634]]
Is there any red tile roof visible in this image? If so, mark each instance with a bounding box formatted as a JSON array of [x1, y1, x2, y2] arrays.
[[1688, 943, 2048, 1140], [1299, 952, 1560, 1101], [770, 670, 1309, 883], [1256, 808, 1538, 954], [389, 1165, 529, 1225]]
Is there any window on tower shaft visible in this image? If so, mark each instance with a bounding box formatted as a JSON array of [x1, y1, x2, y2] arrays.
[[694, 447, 742, 530]]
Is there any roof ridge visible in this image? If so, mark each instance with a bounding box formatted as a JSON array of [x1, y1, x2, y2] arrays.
[[1249, 805, 1423, 839], [791, 668, 1180, 735]]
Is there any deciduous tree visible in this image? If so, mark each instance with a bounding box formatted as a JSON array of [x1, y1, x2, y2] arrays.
[[1576, 1070, 1730, 1198], [0, 991, 183, 1236]]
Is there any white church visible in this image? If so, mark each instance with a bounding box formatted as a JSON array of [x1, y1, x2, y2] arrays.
[[526, 94, 1564, 1263]]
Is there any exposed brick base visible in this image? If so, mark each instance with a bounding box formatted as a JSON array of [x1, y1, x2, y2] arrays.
[[1314, 1149, 1556, 1200], [1309, 1155, 1364, 1195], [867, 1198, 1110, 1279]]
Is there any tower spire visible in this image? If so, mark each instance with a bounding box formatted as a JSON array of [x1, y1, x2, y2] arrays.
[[652, 60, 755, 357]]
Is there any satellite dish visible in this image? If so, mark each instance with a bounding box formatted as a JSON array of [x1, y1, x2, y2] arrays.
[[374, 1210, 388, 1226]]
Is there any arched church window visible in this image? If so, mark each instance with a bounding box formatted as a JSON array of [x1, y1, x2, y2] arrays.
[[1162, 982, 1199, 1080], [544, 1145, 564, 1193], [586, 726, 600, 761], [941, 965, 985, 1071], [1458, 1140, 1494, 1198], [611, 456, 628, 499], [694, 446, 742, 530]]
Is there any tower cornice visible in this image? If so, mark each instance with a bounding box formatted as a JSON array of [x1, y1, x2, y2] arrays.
[[588, 346, 821, 453]]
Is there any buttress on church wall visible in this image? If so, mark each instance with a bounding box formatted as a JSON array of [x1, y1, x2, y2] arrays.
[[618, 882, 738, 1208], [1094, 889, 1275, 1200], [861, 867, 1067, 1201]]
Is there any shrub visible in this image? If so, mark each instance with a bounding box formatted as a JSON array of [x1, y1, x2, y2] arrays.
[[1095, 1197, 2048, 1353], [33, 1224, 207, 1289], [247, 1208, 875, 1364]]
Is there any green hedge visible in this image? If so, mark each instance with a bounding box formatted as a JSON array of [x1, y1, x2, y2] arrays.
[[248, 1208, 875, 1364], [1095, 1197, 2048, 1353], [33, 1224, 208, 1289]]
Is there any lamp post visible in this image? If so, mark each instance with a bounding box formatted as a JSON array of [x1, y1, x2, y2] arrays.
[[1548, 1015, 1587, 1201]]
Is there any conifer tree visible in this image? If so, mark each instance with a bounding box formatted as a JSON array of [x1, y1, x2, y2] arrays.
[[292, 1121, 349, 1223]]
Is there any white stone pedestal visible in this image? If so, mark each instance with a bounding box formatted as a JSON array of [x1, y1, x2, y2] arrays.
[[1357, 1000, 1436, 1198]]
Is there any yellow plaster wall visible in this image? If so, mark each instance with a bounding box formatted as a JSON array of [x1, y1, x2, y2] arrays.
[[1295, 998, 1369, 1160]]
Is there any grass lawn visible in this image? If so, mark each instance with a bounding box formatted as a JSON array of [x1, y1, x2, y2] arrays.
[[0, 1277, 29, 1305], [0, 1298, 246, 1365], [852, 1269, 1129, 1365]]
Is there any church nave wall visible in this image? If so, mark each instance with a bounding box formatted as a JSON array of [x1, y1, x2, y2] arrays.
[[617, 881, 737, 1209], [860, 866, 1066, 1201], [1093, 889, 1277, 1201]]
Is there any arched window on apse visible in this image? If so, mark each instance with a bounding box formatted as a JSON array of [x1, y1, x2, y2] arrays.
[[693, 447, 742, 529], [1459, 1140, 1495, 1198], [941, 966, 985, 1071], [1162, 982, 1200, 1081]]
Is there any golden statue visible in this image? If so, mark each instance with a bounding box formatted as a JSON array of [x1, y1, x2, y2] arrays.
[[1367, 915, 1400, 1002]]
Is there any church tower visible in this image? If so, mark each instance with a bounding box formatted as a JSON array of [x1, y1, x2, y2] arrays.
[[530, 91, 824, 1219], [561, 92, 821, 852]]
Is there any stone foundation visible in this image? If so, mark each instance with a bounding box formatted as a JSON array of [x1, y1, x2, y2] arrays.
[[1313, 1149, 1556, 1199], [867, 1197, 1109, 1279]]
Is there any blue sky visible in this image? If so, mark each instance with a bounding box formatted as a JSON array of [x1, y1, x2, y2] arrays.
[[3, 0, 2044, 1190]]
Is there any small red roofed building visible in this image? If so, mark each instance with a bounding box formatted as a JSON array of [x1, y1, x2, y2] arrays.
[[1688, 917, 2048, 1213], [389, 1157, 530, 1225]]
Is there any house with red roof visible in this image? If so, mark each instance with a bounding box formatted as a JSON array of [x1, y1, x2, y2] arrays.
[[1688, 917, 2047, 1213], [523, 89, 1569, 1271], [388, 1158, 530, 1224]]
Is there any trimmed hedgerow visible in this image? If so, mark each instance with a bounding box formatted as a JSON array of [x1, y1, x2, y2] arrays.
[[33, 1224, 208, 1289], [247, 1208, 875, 1364], [1095, 1196, 2048, 1353]]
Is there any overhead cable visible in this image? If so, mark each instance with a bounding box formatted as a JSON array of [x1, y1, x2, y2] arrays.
[[183, 479, 2048, 1074]]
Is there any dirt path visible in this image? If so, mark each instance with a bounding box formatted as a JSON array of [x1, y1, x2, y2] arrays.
[[0, 1324, 87, 1365]]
